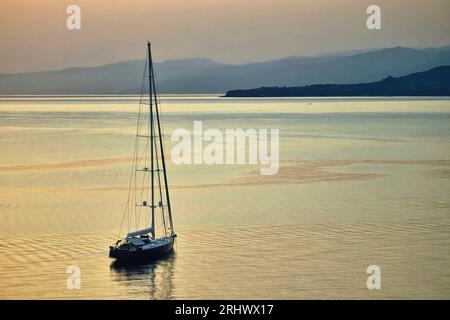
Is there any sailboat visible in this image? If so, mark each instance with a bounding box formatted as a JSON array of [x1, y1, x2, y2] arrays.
[[109, 43, 176, 262]]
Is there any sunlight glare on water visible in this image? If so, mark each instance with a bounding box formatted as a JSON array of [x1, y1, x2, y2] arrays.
[[0, 95, 449, 299]]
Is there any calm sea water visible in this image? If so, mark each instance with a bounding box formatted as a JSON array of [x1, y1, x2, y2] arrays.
[[0, 95, 449, 299]]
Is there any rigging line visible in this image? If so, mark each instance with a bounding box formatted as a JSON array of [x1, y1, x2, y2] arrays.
[[153, 65, 167, 155], [118, 52, 148, 239], [132, 66, 148, 233], [153, 112, 167, 236], [151, 67, 168, 190], [137, 92, 151, 229], [134, 67, 150, 230], [148, 101, 154, 229], [135, 98, 149, 228], [153, 66, 166, 152], [132, 69, 149, 231], [134, 115, 139, 230], [152, 59, 174, 233], [152, 70, 169, 235], [155, 95, 172, 236], [137, 117, 150, 229], [148, 43, 155, 240], [144, 134, 151, 229]]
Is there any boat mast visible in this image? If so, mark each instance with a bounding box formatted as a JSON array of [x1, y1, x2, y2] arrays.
[[147, 42, 155, 240], [149, 45, 175, 235]]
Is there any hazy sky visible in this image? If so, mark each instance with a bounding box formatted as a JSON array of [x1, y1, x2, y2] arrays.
[[0, 0, 449, 73]]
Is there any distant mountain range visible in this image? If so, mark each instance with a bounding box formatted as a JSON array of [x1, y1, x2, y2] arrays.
[[1, 46, 450, 94], [224, 66, 450, 97]]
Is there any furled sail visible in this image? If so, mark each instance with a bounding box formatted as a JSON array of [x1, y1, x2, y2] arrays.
[[126, 228, 153, 238]]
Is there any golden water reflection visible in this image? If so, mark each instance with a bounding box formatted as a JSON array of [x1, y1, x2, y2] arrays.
[[110, 253, 176, 300]]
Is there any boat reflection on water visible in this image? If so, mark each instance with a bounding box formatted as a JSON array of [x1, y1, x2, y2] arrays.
[[110, 252, 176, 299]]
